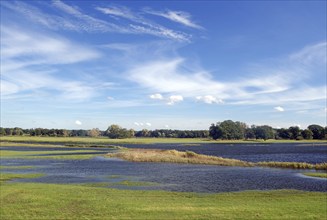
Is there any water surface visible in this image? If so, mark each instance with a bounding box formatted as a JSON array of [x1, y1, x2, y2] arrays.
[[1, 143, 326, 193]]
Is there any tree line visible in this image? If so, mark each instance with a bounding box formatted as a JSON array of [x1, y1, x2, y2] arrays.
[[0, 120, 326, 140], [209, 120, 326, 140], [0, 126, 209, 139]]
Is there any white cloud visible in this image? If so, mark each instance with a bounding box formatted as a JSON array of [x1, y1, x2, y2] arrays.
[[107, 96, 115, 100], [274, 106, 285, 112], [1, 26, 102, 101], [134, 122, 140, 126], [75, 120, 82, 125], [150, 93, 163, 100], [146, 122, 152, 126], [1, 27, 100, 66], [127, 42, 326, 110], [196, 95, 223, 104], [165, 125, 169, 128], [167, 95, 183, 105], [145, 9, 203, 29]]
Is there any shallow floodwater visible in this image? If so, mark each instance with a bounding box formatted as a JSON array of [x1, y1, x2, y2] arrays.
[[1, 143, 326, 193]]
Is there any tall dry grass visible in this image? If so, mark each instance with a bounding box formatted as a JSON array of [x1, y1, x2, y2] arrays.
[[107, 149, 327, 170], [107, 149, 253, 167]]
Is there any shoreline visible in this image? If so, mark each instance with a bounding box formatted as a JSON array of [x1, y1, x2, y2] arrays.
[[1, 136, 327, 145]]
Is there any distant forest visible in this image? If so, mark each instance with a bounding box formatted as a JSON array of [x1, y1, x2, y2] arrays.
[[1, 120, 326, 140]]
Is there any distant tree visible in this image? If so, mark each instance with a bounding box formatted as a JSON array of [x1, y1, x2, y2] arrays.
[[308, 124, 324, 139], [253, 125, 274, 140], [141, 129, 150, 137], [105, 124, 132, 139], [219, 120, 245, 140], [88, 128, 101, 137], [245, 127, 256, 139], [288, 126, 301, 140], [301, 129, 313, 140], [209, 123, 222, 140], [0, 127, 6, 136], [5, 128, 13, 136], [127, 129, 135, 138], [12, 127, 23, 136], [276, 128, 291, 139]]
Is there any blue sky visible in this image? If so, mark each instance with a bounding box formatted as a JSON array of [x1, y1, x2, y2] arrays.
[[1, 0, 326, 130]]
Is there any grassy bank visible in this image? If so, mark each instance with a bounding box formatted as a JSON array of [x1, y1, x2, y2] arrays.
[[0, 182, 326, 219], [0, 149, 107, 160], [0, 173, 44, 183], [107, 149, 327, 170], [2, 136, 326, 145], [257, 161, 327, 170], [302, 172, 327, 178], [107, 149, 253, 167]]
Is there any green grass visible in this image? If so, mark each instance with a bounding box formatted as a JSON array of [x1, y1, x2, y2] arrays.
[[302, 172, 327, 178], [0, 165, 35, 170], [2, 136, 326, 145], [0, 173, 44, 183], [0, 149, 107, 160], [0, 182, 326, 219]]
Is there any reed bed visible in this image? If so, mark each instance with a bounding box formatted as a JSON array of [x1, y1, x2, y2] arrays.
[[256, 162, 327, 170], [107, 149, 253, 167], [107, 149, 327, 170]]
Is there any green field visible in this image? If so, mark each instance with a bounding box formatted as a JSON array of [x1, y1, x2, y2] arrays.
[[1, 181, 326, 220], [1, 136, 326, 145]]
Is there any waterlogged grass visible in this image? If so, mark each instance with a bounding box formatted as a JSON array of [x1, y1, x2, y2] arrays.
[[0, 149, 105, 160], [107, 149, 253, 167], [83, 180, 158, 188], [0, 182, 326, 219], [257, 161, 327, 170], [0, 173, 44, 183], [2, 136, 326, 145], [303, 172, 327, 178], [107, 149, 327, 170], [0, 165, 34, 170]]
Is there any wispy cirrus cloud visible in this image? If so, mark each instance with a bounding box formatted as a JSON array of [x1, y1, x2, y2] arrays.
[[95, 5, 191, 42], [1, 0, 194, 42], [1, 26, 100, 67], [144, 8, 203, 29], [0, 26, 104, 101]]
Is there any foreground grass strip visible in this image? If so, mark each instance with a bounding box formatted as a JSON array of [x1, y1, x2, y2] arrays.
[[107, 149, 253, 167], [0, 183, 326, 220], [302, 172, 327, 179], [107, 149, 327, 170]]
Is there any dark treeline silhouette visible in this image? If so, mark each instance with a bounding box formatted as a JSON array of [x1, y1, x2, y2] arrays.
[[0, 120, 326, 140], [209, 120, 326, 140]]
